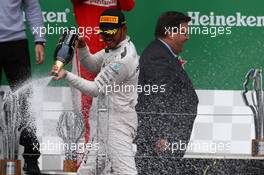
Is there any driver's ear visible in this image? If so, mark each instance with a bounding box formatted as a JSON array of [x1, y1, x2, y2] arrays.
[[122, 25, 127, 32]]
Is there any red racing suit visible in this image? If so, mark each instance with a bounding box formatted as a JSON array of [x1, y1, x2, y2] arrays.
[[71, 0, 135, 142]]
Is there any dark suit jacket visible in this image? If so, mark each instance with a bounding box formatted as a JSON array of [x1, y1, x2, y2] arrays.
[[135, 39, 199, 155]]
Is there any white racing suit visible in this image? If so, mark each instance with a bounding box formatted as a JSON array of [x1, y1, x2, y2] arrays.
[[65, 37, 139, 175]]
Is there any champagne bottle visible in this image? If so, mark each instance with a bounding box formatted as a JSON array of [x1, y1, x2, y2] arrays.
[[51, 29, 78, 76]]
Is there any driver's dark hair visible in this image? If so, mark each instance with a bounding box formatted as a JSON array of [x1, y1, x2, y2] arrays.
[[155, 11, 191, 38]]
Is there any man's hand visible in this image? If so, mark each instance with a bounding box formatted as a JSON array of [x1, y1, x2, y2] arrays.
[[35, 44, 44, 64], [75, 37, 86, 48], [49, 65, 67, 80], [155, 139, 170, 154]]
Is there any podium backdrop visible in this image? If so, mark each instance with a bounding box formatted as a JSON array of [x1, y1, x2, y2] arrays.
[[3, 0, 264, 90]]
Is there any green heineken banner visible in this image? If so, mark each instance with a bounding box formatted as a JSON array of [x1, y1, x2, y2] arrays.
[[3, 0, 264, 90], [126, 0, 264, 90]]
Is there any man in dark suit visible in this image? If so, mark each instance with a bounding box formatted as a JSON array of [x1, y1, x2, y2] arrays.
[[135, 11, 199, 174]]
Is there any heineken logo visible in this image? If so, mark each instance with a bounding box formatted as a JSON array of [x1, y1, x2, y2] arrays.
[[23, 9, 70, 23], [188, 12, 264, 27], [42, 9, 70, 23]]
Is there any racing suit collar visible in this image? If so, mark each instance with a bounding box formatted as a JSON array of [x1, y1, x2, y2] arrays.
[[116, 36, 130, 48]]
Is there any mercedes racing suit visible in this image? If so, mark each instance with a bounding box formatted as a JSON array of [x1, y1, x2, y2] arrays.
[[65, 37, 139, 175], [71, 0, 135, 143]]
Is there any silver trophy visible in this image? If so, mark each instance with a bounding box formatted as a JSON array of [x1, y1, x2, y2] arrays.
[[56, 111, 84, 172], [242, 69, 264, 156], [0, 91, 28, 175]]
